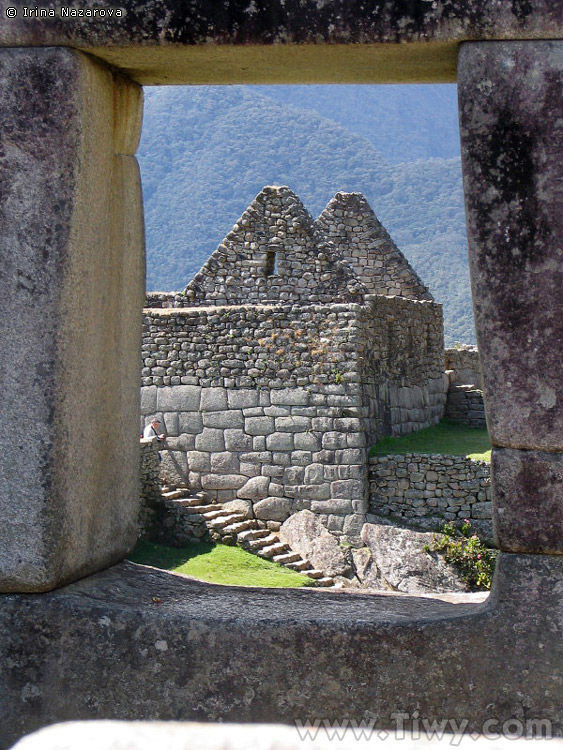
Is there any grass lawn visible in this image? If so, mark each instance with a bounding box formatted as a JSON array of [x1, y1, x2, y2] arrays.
[[128, 539, 314, 588], [369, 419, 491, 462]]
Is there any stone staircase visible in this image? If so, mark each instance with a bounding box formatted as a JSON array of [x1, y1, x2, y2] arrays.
[[159, 486, 335, 587]]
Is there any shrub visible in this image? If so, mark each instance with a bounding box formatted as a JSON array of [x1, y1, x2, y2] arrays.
[[424, 519, 496, 590]]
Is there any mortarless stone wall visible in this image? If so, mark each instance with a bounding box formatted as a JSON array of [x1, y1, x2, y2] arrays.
[[141, 297, 445, 535], [316, 192, 433, 300], [369, 453, 492, 536]]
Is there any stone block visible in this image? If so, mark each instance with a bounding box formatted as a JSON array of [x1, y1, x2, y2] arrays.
[[221, 499, 253, 518], [274, 416, 312, 432], [304, 464, 324, 485], [293, 432, 321, 451], [459, 41, 563, 451], [195, 428, 225, 452], [187, 451, 210, 472], [311, 499, 353, 514], [201, 474, 247, 491], [200, 387, 228, 411], [471, 501, 493, 520], [0, 49, 144, 592], [492, 447, 563, 553], [224, 429, 253, 452], [253, 497, 292, 522], [227, 390, 259, 409], [237, 476, 270, 501], [284, 466, 305, 485], [271, 388, 309, 406], [163, 412, 179, 437], [211, 452, 240, 474], [203, 410, 244, 429], [293, 484, 330, 501], [140, 386, 157, 415], [330, 480, 364, 500], [157, 385, 201, 412], [160, 451, 189, 487], [178, 412, 203, 434], [280, 510, 350, 576], [244, 417, 274, 435], [164, 435, 194, 452], [322, 432, 348, 450], [266, 432, 294, 451], [291, 451, 312, 465]]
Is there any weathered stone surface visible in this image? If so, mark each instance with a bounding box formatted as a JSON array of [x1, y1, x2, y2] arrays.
[[195, 428, 225, 452], [224, 429, 253, 452], [265, 432, 294, 451], [279, 510, 350, 576], [140, 386, 157, 414], [0, 49, 143, 593], [245, 417, 275, 436], [157, 385, 201, 412], [227, 390, 259, 409], [360, 523, 466, 594], [200, 387, 228, 412], [201, 474, 247, 491], [210, 452, 240, 474], [459, 41, 563, 451], [253, 497, 292, 522], [3, 553, 563, 746], [492, 448, 563, 553], [203, 410, 244, 429], [1, 1, 562, 87], [159, 451, 189, 487], [237, 476, 270, 501]]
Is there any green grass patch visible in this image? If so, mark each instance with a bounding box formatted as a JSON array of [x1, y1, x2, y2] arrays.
[[128, 539, 314, 588], [369, 419, 491, 462]]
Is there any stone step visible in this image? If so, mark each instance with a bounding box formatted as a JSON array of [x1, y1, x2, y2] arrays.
[[256, 542, 289, 558], [303, 569, 325, 580], [174, 496, 211, 507], [314, 577, 335, 587], [182, 505, 219, 514], [201, 509, 231, 520], [222, 520, 254, 535], [237, 529, 271, 544], [271, 551, 302, 565], [245, 534, 280, 551], [207, 513, 247, 530], [161, 489, 187, 500], [284, 559, 312, 572]]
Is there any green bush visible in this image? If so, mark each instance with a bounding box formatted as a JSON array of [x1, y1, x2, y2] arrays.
[[424, 520, 497, 590]]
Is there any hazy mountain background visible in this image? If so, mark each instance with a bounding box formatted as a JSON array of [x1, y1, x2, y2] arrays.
[[138, 84, 474, 345]]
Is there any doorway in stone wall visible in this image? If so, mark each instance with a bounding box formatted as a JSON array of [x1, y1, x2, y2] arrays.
[[135, 83, 492, 596]]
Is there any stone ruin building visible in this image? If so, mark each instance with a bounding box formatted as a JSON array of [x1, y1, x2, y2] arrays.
[[2, 3, 563, 748], [142, 186, 446, 537]]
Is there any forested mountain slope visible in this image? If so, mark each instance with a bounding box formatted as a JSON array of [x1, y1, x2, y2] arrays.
[[138, 85, 473, 345]]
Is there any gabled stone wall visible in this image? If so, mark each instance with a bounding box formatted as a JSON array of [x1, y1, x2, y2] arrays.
[[316, 192, 432, 301], [180, 186, 365, 308]]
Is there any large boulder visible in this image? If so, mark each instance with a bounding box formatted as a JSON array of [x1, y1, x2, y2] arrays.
[[358, 522, 467, 594], [279, 510, 351, 577]]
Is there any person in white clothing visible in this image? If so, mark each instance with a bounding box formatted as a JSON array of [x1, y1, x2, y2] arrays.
[[143, 418, 165, 442]]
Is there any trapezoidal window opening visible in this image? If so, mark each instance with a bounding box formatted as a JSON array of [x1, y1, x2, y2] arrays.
[[136, 83, 491, 598]]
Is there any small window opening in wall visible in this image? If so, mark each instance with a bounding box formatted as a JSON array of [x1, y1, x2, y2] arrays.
[[265, 250, 278, 276]]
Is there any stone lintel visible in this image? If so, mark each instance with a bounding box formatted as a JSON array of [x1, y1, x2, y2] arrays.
[[0, 1, 562, 85], [458, 41, 563, 452]]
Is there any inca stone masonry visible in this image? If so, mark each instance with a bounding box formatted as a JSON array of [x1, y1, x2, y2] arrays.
[[2, 4, 563, 746], [142, 186, 446, 536]]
